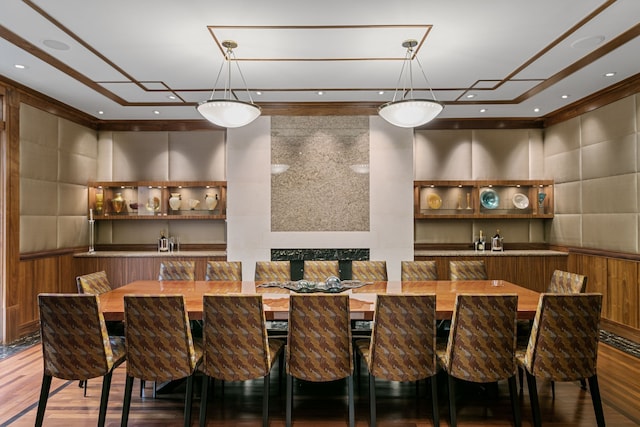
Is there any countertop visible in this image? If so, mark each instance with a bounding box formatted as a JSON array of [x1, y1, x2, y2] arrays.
[[74, 251, 227, 258], [414, 250, 567, 257]]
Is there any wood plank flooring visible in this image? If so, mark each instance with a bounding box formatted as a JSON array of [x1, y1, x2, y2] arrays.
[[0, 342, 638, 426]]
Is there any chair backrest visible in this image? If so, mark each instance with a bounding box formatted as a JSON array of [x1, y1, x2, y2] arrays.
[[442, 294, 518, 382], [287, 294, 353, 382], [255, 261, 291, 282], [38, 294, 117, 379], [303, 260, 340, 282], [124, 295, 200, 382], [201, 295, 272, 381], [523, 293, 602, 381], [401, 260, 438, 281], [351, 260, 388, 281], [76, 271, 112, 295], [449, 260, 488, 280], [205, 261, 242, 281], [158, 261, 195, 281], [368, 294, 437, 382], [547, 270, 587, 294]]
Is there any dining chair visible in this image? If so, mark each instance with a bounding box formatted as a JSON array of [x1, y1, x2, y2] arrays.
[[205, 260, 242, 281], [437, 294, 520, 427], [158, 260, 195, 281], [401, 260, 438, 281], [517, 293, 604, 427], [199, 295, 285, 427], [547, 269, 588, 294], [76, 270, 113, 295], [356, 294, 439, 426], [36, 294, 126, 427], [351, 260, 388, 281], [303, 260, 340, 282], [286, 294, 354, 427], [448, 260, 488, 280], [121, 295, 203, 427], [255, 260, 291, 282]]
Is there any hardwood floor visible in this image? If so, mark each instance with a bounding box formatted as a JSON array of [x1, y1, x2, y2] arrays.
[[0, 343, 638, 426]]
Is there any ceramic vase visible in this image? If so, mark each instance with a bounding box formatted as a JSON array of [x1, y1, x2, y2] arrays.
[[169, 193, 181, 210], [205, 193, 218, 211], [111, 193, 124, 214]]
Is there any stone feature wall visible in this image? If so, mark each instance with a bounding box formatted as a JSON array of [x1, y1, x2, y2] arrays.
[[271, 116, 369, 231]]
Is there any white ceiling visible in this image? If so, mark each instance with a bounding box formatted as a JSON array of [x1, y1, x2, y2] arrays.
[[1, 0, 639, 122]]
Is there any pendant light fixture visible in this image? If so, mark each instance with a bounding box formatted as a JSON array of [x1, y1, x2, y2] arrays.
[[378, 39, 443, 128], [196, 40, 261, 128]]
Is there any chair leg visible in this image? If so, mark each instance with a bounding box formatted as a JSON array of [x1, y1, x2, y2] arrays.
[[263, 373, 270, 427], [286, 374, 293, 427], [551, 380, 555, 399], [84, 379, 88, 397], [199, 375, 210, 427], [447, 375, 457, 427], [518, 366, 524, 393], [98, 372, 114, 427], [369, 373, 376, 427], [430, 375, 440, 427], [184, 374, 195, 427], [580, 378, 588, 390], [35, 375, 52, 427], [508, 375, 522, 427], [525, 371, 541, 427], [588, 375, 606, 427], [121, 375, 135, 427], [347, 374, 354, 427]]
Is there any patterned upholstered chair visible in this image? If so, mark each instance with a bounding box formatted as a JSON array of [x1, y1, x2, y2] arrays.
[[121, 295, 203, 427], [205, 260, 242, 281], [356, 294, 439, 426], [286, 295, 354, 427], [303, 260, 340, 282], [76, 271, 113, 295], [517, 293, 604, 427], [437, 294, 520, 427], [36, 294, 125, 427], [351, 260, 388, 281], [448, 260, 488, 280], [158, 260, 195, 281], [401, 260, 438, 281], [548, 269, 588, 294], [199, 295, 285, 427], [254, 261, 291, 282]]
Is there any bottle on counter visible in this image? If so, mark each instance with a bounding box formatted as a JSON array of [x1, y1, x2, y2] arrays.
[[491, 229, 503, 252], [477, 230, 485, 252]]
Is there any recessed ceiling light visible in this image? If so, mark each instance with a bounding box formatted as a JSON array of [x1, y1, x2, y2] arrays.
[[480, 108, 487, 113], [317, 91, 323, 96], [604, 72, 616, 77], [14, 64, 26, 69], [153, 110, 160, 115], [43, 39, 70, 51], [98, 111, 104, 115], [256, 91, 262, 95], [466, 94, 475, 99], [378, 91, 384, 95], [561, 95, 570, 99], [167, 95, 176, 100], [534, 108, 540, 113]]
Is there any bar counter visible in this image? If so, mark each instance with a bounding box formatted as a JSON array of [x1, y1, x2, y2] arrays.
[[74, 250, 227, 258], [414, 249, 567, 257]]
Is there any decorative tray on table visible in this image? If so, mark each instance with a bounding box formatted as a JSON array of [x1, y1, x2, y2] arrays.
[[257, 278, 370, 293]]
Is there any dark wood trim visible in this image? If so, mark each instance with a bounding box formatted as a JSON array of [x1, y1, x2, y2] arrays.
[[96, 119, 224, 132], [601, 318, 640, 344], [561, 245, 640, 263]]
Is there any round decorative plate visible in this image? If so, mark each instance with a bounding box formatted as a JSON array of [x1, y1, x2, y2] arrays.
[[480, 189, 499, 209], [427, 193, 442, 209], [513, 193, 529, 209]]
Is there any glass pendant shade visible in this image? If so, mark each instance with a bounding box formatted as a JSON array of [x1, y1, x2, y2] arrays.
[[378, 99, 444, 128], [197, 99, 261, 128]]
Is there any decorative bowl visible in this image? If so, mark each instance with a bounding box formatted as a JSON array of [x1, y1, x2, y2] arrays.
[[427, 193, 442, 209], [480, 189, 499, 209], [512, 193, 529, 209]]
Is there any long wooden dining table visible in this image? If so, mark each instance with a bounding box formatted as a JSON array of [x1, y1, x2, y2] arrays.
[[98, 279, 541, 321]]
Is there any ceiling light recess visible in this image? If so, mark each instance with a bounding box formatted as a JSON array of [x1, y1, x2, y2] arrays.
[[378, 39, 443, 128], [196, 40, 261, 128]]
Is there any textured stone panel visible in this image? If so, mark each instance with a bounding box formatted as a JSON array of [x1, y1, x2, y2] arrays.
[[582, 174, 637, 214], [414, 130, 473, 180], [112, 132, 169, 181], [554, 181, 581, 215], [582, 134, 637, 180], [472, 129, 533, 180], [272, 248, 369, 261], [544, 117, 580, 157], [581, 96, 636, 146], [271, 116, 369, 231], [583, 213, 637, 253], [544, 149, 581, 184], [168, 131, 225, 181]]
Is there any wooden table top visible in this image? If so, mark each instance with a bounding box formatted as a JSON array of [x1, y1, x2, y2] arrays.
[[99, 279, 541, 322]]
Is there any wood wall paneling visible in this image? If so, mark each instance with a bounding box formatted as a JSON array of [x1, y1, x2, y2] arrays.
[[570, 253, 609, 316], [607, 257, 639, 328]]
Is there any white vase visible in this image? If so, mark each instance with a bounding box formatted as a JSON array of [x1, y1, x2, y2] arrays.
[[169, 193, 181, 210], [205, 193, 218, 211]]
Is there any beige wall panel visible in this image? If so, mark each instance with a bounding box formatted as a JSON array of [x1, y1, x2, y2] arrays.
[[548, 214, 582, 246], [58, 216, 89, 248], [108, 219, 225, 245], [415, 220, 473, 244], [582, 174, 636, 214], [19, 216, 57, 253], [544, 149, 581, 184], [20, 178, 58, 215], [529, 219, 546, 242], [414, 130, 473, 180], [544, 117, 580, 157], [528, 130, 545, 178], [472, 129, 532, 180], [166, 220, 226, 244], [19, 104, 57, 148], [582, 134, 637, 180], [112, 132, 169, 181], [554, 181, 581, 214], [110, 221, 171, 245], [168, 131, 225, 181], [58, 183, 88, 216], [19, 140, 57, 181], [581, 96, 636, 146], [97, 131, 114, 181], [583, 214, 637, 253], [95, 221, 113, 245], [58, 118, 98, 157], [59, 151, 97, 185]]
